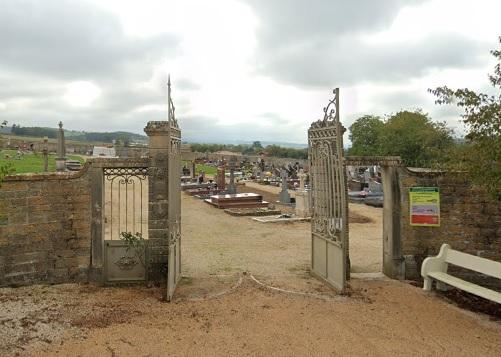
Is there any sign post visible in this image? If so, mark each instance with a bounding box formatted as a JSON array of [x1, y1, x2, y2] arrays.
[[409, 187, 440, 227]]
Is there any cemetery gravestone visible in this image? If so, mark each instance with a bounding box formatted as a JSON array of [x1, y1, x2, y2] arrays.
[[279, 169, 291, 204], [298, 169, 306, 190], [295, 169, 311, 218]]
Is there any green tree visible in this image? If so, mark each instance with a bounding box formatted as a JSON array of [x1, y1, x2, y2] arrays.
[[430, 37, 501, 199], [115, 134, 131, 147], [348, 115, 384, 155], [380, 110, 454, 165], [252, 141, 263, 150]]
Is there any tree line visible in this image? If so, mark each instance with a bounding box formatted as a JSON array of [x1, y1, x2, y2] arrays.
[[348, 37, 500, 199], [190, 141, 308, 159], [11, 125, 58, 139], [347, 110, 454, 166], [8, 125, 144, 145]]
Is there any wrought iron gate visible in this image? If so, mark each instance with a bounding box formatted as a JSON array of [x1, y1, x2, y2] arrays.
[[308, 88, 348, 292], [166, 77, 182, 301], [103, 166, 149, 282]]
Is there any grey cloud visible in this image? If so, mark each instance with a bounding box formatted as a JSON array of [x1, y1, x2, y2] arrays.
[[259, 112, 291, 125], [180, 115, 307, 144], [0, 0, 181, 134], [176, 78, 201, 91], [0, 0, 178, 81], [245, 0, 427, 48], [256, 33, 488, 87], [369, 89, 429, 113], [0, 71, 62, 100], [93, 87, 164, 114], [1, 101, 164, 135], [244, 0, 489, 87]]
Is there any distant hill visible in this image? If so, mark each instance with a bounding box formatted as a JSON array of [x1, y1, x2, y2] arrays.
[[3, 125, 307, 148], [184, 139, 307, 149], [5, 125, 148, 144]]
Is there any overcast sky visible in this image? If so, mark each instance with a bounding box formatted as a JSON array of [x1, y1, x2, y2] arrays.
[[0, 0, 499, 144]]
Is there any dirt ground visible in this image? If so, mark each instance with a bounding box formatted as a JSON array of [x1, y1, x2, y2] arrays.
[[2, 278, 500, 356], [1, 184, 500, 356], [233, 182, 383, 275]]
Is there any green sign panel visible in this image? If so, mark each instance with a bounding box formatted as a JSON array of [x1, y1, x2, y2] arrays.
[[409, 187, 440, 227]]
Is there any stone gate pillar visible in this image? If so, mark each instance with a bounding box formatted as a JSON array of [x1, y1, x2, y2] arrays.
[[144, 121, 169, 282]]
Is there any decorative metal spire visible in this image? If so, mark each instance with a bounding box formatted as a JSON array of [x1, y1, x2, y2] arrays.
[[167, 74, 171, 123], [322, 88, 339, 123], [309, 88, 341, 130], [167, 74, 178, 128]]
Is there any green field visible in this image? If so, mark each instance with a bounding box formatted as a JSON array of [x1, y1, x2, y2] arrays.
[[195, 163, 217, 176], [182, 161, 217, 176], [0, 150, 85, 174]]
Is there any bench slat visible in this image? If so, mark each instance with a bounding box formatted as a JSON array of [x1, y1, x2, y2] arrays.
[[428, 272, 501, 304], [445, 250, 501, 279]]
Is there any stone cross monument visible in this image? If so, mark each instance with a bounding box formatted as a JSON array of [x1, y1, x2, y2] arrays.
[[279, 169, 291, 204], [42, 136, 49, 172], [55, 121, 66, 171], [227, 156, 237, 194]]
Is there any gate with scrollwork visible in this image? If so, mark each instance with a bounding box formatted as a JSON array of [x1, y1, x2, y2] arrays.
[[308, 88, 348, 292], [103, 164, 149, 282], [166, 78, 182, 301]]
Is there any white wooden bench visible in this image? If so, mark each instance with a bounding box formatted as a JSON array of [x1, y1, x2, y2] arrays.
[[421, 244, 501, 304]]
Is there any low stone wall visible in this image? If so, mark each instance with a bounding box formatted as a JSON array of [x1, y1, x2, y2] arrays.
[[399, 168, 500, 286], [115, 146, 148, 159], [0, 166, 93, 286]]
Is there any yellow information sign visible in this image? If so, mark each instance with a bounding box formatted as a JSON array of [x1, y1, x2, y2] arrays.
[[409, 187, 440, 227]]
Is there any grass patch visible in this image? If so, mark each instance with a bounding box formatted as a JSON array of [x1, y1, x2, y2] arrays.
[[0, 149, 85, 174], [181, 161, 218, 176]]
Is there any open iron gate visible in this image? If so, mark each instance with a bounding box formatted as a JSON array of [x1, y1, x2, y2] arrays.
[[166, 77, 182, 301], [308, 88, 348, 292]]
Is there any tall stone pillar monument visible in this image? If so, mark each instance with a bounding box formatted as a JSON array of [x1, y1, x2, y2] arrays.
[[217, 165, 226, 190], [227, 156, 237, 194], [144, 121, 170, 282], [55, 121, 66, 171], [42, 136, 49, 172]]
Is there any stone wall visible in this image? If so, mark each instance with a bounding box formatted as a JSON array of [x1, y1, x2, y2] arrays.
[[115, 146, 148, 159], [398, 168, 501, 285], [0, 166, 93, 286]]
